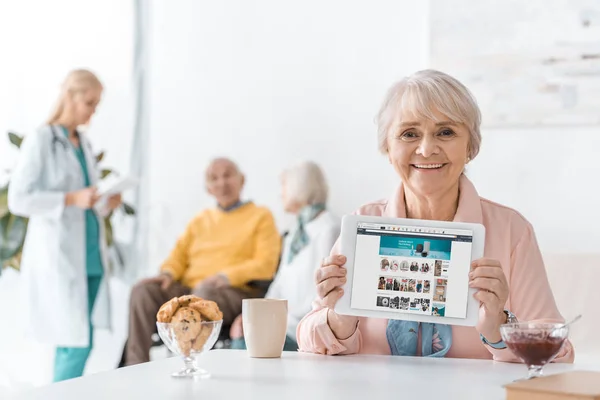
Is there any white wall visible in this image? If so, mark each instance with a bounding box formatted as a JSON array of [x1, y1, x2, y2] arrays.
[[147, 0, 430, 271], [0, 0, 135, 182], [468, 126, 600, 254]]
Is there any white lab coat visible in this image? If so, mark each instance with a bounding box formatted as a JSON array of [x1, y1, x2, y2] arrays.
[[8, 125, 111, 347]]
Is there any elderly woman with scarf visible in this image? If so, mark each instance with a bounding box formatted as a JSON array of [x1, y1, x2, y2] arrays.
[[296, 70, 574, 363], [229, 161, 340, 351]]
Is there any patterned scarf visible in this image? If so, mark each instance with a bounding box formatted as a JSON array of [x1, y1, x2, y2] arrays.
[[387, 320, 452, 357], [287, 203, 326, 263]]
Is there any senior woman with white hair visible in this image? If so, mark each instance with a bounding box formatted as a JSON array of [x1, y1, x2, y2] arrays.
[[230, 161, 340, 351], [296, 70, 574, 363]]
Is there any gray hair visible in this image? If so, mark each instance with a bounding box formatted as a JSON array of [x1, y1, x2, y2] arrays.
[[282, 161, 328, 206], [376, 69, 482, 160]]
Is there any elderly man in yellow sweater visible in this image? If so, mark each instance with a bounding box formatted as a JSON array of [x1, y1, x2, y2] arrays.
[[123, 158, 281, 365]]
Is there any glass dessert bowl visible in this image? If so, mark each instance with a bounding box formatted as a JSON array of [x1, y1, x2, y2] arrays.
[[156, 320, 222, 378], [500, 322, 569, 380]]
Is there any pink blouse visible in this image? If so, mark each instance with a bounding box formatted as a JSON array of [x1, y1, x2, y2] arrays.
[[296, 175, 574, 363]]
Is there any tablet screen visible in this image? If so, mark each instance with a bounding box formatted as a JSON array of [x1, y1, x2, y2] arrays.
[[349, 222, 473, 319]]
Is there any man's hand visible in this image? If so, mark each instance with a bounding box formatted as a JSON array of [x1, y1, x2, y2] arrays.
[[140, 272, 174, 291], [203, 274, 229, 289]]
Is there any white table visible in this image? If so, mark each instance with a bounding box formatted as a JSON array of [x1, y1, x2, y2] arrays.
[[8, 350, 600, 400]]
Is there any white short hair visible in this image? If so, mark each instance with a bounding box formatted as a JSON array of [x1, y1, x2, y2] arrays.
[[282, 161, 328, 206], [376, 69, 482, 160]]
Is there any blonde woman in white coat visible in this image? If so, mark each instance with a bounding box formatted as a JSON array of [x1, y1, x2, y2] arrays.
[[229, 161, 340, 350], [8, 69, 121, 382]]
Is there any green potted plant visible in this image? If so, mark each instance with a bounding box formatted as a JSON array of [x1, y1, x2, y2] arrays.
[[0, 131, 136, 275]]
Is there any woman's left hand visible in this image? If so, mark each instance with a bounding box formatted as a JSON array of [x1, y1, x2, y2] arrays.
[[107, 194, 122, 210], [469, 258, 509, 343]]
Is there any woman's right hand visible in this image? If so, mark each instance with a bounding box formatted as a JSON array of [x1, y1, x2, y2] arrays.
[[316, 254, 359, 339], [65, 187, 99, 209]]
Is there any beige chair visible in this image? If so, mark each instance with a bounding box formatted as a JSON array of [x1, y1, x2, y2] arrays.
[[543, 252, 600, 363]]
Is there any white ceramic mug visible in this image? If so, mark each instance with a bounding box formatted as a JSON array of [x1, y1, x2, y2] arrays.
[[242, 299, 288, 358]]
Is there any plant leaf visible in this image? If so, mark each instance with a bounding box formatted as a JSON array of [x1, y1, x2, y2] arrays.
[[3, 252, 22, 271], [95, 152, 105, 163], [7, 132, 23, 148], [104, 217, 113, 247], [0, 213, 28, 263], [0, 185, 8, 218], [101, 169, 112, 179], [122, 202, 136, 215]]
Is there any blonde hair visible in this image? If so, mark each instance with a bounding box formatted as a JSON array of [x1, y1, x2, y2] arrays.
[[376, 69, 482, 160], [47, 69, 103, 124], [282, 161, 328, 206]]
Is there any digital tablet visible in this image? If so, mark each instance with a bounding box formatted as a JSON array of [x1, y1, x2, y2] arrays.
[[335, 215, 485, 326]]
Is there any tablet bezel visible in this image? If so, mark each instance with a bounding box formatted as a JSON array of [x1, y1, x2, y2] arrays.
[[335, 214, 485, 327]]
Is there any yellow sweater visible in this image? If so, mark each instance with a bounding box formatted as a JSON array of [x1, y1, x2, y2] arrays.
[[161, 203, 281, 288]]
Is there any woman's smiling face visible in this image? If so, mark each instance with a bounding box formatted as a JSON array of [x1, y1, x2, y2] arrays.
[[386, 107, 471, 198]]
